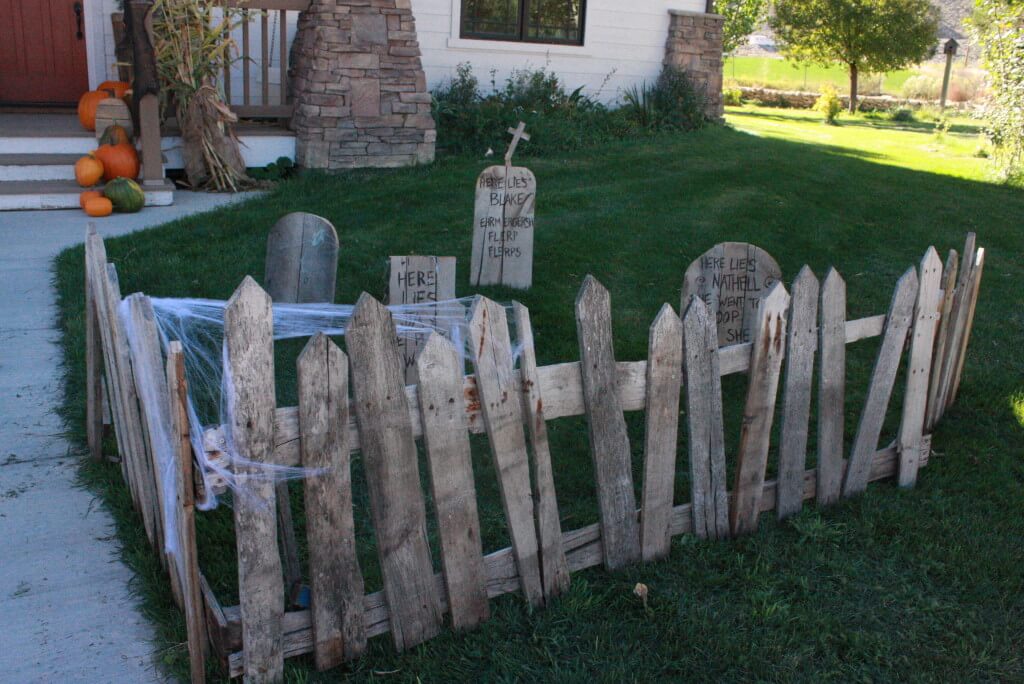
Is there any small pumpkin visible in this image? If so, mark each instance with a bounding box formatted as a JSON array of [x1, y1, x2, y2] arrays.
[[103, 177, 145, 213], [79, 190, 104, 209], [93, 142, 140, 181], [84, 196, 114, 217], [99, 124, 131, 146], [77, 89, 113, 131], [74, 154, 104, 187], [98, 80, 131, 99]]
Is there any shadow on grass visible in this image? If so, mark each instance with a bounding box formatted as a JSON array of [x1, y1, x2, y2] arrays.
[[53, 122, 1024, 682]]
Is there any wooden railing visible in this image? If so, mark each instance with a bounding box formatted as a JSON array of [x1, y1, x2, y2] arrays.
[[127, 0, 165, 185], [222, 0, 309, 119]]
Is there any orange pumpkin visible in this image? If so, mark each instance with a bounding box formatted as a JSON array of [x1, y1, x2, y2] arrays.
[[74, 154, 104, 187], [99, 124, 131, 146], [93, 142, 140, 181], [98, 80, 131, 98], [79, 190, 104, 209], [77, 89, 113, 131], [84, 196, 114, 217]]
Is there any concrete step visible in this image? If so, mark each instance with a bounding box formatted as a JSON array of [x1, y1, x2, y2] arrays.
[[0, 134, 96, 156], [0, 154, 81, 182], [0, 179, 174, 211]]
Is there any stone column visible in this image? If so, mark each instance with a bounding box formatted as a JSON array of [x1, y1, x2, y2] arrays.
[[664, 10, 725, 120], [290, 0, 436, 170]]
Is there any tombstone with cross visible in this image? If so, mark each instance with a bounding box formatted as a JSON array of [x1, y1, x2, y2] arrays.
[[470, 122, 537, 289]]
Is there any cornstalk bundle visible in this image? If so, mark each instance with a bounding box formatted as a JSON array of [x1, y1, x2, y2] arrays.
[[151, 0, 253, 191]]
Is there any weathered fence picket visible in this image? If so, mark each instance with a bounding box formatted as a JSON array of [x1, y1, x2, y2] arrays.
[[83, 229, 987, 680], [347, 294, 443, 650], [731, 283, 789, 536], [512, 302, 571, 600], [776, 267, 819, 519], [224, 277, 285, 683], [575, 276, 642, 568], [469, 297, 545, 605], [682, 297, 730, 540], [296, 333, 366, 668], [416, 334, 490, 630], [897, 248, 943, 488], [640, 305, 684, 561], [844, 268, 918, 498]]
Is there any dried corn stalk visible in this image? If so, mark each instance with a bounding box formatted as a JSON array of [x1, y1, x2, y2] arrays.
[[151, 0, 253, 191]]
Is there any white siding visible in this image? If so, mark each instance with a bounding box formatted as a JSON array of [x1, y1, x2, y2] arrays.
[[411, 0, 706, 103]]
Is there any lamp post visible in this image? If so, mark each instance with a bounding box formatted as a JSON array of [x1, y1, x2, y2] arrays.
[[940, 38, 959, 109]]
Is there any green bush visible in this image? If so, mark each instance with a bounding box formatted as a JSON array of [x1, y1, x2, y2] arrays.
[[723, 86, 744, 106], [889, 108, 916, 122], [431, 63, 707, 157], [813, 84, 843, 124]]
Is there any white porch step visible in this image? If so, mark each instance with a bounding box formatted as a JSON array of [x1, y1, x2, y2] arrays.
[[0, 179, 174, 211], [0, 135, 97, 156], [0, 154, 81, 182]]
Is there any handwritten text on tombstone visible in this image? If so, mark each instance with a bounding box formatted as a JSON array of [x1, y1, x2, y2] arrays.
[[470, 165, 536, 289]]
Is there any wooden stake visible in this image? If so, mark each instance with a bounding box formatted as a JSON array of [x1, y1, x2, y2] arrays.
[[816, 268, 846, 507]]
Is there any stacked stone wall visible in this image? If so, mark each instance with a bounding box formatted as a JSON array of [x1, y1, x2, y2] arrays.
[[664, 10, 725, 120], [290, 0, 435, 169]]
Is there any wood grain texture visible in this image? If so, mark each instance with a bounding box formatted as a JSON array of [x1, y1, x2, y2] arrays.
[[682, 297, 730, 540], [347, 293, 442, 650], [468, 297, 544, 605], [388, 255, 457, 385], [224, 276, 284, 683], [166, 342, 208, 684], [512, 302, 570, 601], [731, 282, 789, 536], [470, 165, 536, 289], [935, 233, 977, 417], [816, 268, 846, 507], [897, 248, 942, 488], [776, 266, 819, 520], [575, 276, 641, 568], [948, 247, 985, 407], [264, 212, 339, 304], [297, 333, 366, 668], [640, 304, 683, 561], [925, 249, 958, 430], [843, 268, 919, 498], [416, 334, 490, 629], [85, 225, 104, 461]]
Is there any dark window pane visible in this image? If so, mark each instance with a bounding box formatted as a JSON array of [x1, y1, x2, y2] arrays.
[[461, 0, 521, 40], [527, 0, 582, 42]]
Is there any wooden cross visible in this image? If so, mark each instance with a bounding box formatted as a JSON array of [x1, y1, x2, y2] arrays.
[[504, 121, 530, 165]]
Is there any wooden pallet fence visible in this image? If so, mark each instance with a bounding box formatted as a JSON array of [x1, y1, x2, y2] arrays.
[[83, 231, 986, 680]]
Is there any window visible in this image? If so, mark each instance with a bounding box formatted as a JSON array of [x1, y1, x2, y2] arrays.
[[460, 0, 585, 45]]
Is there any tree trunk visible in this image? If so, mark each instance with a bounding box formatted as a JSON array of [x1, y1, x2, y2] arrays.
[[849, 63, 859, 114]]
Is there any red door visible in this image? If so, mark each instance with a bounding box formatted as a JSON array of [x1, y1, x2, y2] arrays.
[[0, 0, 90, 105]]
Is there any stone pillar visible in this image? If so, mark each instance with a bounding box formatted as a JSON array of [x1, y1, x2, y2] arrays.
[[290, 0, 436, 170], [664, 10, 725, 120]]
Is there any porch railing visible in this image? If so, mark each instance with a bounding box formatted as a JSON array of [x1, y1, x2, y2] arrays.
[[222, 0, 308, 119]]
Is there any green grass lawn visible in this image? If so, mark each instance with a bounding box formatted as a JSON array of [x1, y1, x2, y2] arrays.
[[54, 111, 1024, 681], [725, 56, 915, 95]]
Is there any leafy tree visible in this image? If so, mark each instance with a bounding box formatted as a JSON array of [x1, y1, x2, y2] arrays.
[[972, 0, 1024, 182], [719, 0, 768, 54], [771, 0, 939, 112]]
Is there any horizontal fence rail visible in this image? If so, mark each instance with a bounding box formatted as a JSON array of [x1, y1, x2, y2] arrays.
[[82, 228, 985, 681]]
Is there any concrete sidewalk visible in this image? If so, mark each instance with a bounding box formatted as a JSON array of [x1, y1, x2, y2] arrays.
[[0, 192, 253, 683]]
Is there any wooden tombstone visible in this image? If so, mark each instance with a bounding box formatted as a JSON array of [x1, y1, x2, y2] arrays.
[[388, 255, 457, 385], [470, 123, 536, 289], [681, 242, 783, 347], [265, 212, 339, 304]]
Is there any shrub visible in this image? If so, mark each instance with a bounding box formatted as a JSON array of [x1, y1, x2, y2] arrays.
[[813, 84, 843, 124], [432, 63, 708, 157], [723, 86, 744, 106], [889, 108, 915, 122], [622, 67, 709, 131]]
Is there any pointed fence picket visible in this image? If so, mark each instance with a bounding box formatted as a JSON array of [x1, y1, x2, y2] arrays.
[[82, 230, 987, 680]]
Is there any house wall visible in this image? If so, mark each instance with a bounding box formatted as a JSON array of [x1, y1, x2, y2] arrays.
[[411, 0, 707, 103]]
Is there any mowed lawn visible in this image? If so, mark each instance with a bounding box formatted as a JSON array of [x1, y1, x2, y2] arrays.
[[725, 56, 915, 95], [55, 112, 1024, 682]]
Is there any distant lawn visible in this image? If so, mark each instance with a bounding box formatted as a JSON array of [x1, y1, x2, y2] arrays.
[[726, 105, 990, 180], [54, 113, 1024, 682], [726, 56, 915, 95]]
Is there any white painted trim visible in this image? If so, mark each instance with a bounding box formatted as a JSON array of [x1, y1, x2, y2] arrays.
[[84, 0, 107, 90], [445, 0, 592, 57]]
